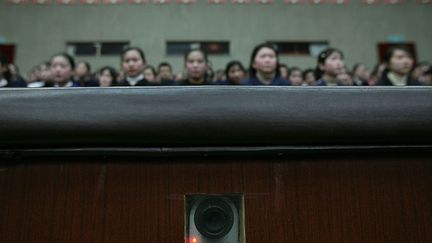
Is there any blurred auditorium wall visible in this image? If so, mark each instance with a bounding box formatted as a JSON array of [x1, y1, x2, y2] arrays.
[[0, 1, 431, 75]]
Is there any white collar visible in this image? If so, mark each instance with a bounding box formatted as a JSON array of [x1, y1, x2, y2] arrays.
[[27, 81, 46, 88], [387, 72, 408, 86], [0, 78, 8, 87], [126, 74, 144, 86], [55, 81, 74, 87]]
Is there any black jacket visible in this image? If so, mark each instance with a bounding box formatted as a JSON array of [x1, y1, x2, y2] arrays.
[[377, 72, 421, 86]]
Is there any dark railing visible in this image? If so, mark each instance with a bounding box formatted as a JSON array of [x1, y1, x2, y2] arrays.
[[1, 86, 431, 157]]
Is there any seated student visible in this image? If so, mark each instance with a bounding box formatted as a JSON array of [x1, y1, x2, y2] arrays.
[[288, 67, 303, 86], [411, 62, 430, 85], [49, 53, 80, 87], [74, 61, 98, 87], [97, 66, 118, 87], [8, 63, 27, 85], [174, 71, 185, 83], [206, 60, 215, 84], [143, 65, 160, 85], [351, 63, 370, 86], [26, 66, 39, 86], [369, 63, 386, 86], [217, 60, 246, 85], [377, 46, 421, 86], [315, 48, 345, 86], [117, 70, 125, 83], [27, 61, 54, 88], [157, 62, 176, 85], [279, 64, 289, 80], [423, 66, 432, 86], [0, 55, 27, 88], [336, 71, 354, 86], [302, 69, 316, 86], [117, 47, 149, 86], [178, 49, 213, 85], [241, 43, 290, 85], [214, 69, 225, 84]]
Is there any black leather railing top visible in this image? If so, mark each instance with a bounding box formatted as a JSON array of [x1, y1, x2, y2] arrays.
[[1, 86, 431, 154]]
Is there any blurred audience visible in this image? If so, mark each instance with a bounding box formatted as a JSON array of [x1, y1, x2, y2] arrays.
[[2, 44, 431, 88]]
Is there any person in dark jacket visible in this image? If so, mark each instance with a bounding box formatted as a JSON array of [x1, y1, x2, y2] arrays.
[[117, 47, 149, 86], [0, 55, 27, 88], [156, 62, 176, 86], [314, 48, 345, 86], [351, 63, 370, 86], [423, 66, 432, 86], [178, 49, 213, 85], [49, 53, 80, 88], [74, 61, 99, 87], [377, 46, 421, 86], [217, 60, 246, 85], [302, 68, 316, 86], [27, 61, 54, 88], [288, 67, 304, 86], [97, 66, 118, 87], [241, 43, 290, 85]]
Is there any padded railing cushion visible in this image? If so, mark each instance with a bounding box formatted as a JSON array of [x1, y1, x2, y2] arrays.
[[1, 86, 431, 150]]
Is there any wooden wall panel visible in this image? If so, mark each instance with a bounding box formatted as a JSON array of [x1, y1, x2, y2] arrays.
[[0, 156, 431, 243]]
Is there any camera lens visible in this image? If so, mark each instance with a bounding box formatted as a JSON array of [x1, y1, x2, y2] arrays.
[[194, 197, 234, 239]]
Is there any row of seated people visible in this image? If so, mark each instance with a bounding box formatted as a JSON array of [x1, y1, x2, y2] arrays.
[[1, 44, 431, 88]]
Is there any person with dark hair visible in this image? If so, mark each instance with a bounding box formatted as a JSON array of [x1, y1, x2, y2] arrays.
[[49, 53, 80, 87], [411, 62, 431, 85], [97, 66, 118, 87], [315, 48, 345, 86], [27, 61, 53, 88], [288, 67, 303, 86], [0, 55, 27, 88], [369, 63, 386, 86], [377, 46, 420, 86], [336, 71, 354, 86], [0, 55, 11, 87], [8, 63, 27, 85], [423, 66, 432, 86], [143, 65, 158, 84], [117, 47, 148, 86], [178, 49, 212, 85], [74, 61, 98, 87], [26, 66, 40, 85], [279, 64, 289, 80], [351, 63, 370, 86], [214, 69, 225, 84], [302, 68, 316, 86], [157, 62, 176, 85], [217, 60, 246, 85], [206, 60, 215, 84], [241, 43, 290, 85]]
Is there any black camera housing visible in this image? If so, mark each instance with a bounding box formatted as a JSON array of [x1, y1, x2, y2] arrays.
[[186, 194, 243, 243]]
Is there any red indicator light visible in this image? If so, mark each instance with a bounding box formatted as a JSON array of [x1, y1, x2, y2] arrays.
[[192, 237, 197, 243]]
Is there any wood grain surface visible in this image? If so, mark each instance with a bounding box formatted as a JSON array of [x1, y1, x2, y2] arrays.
[[1, 155, 431, 243]]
